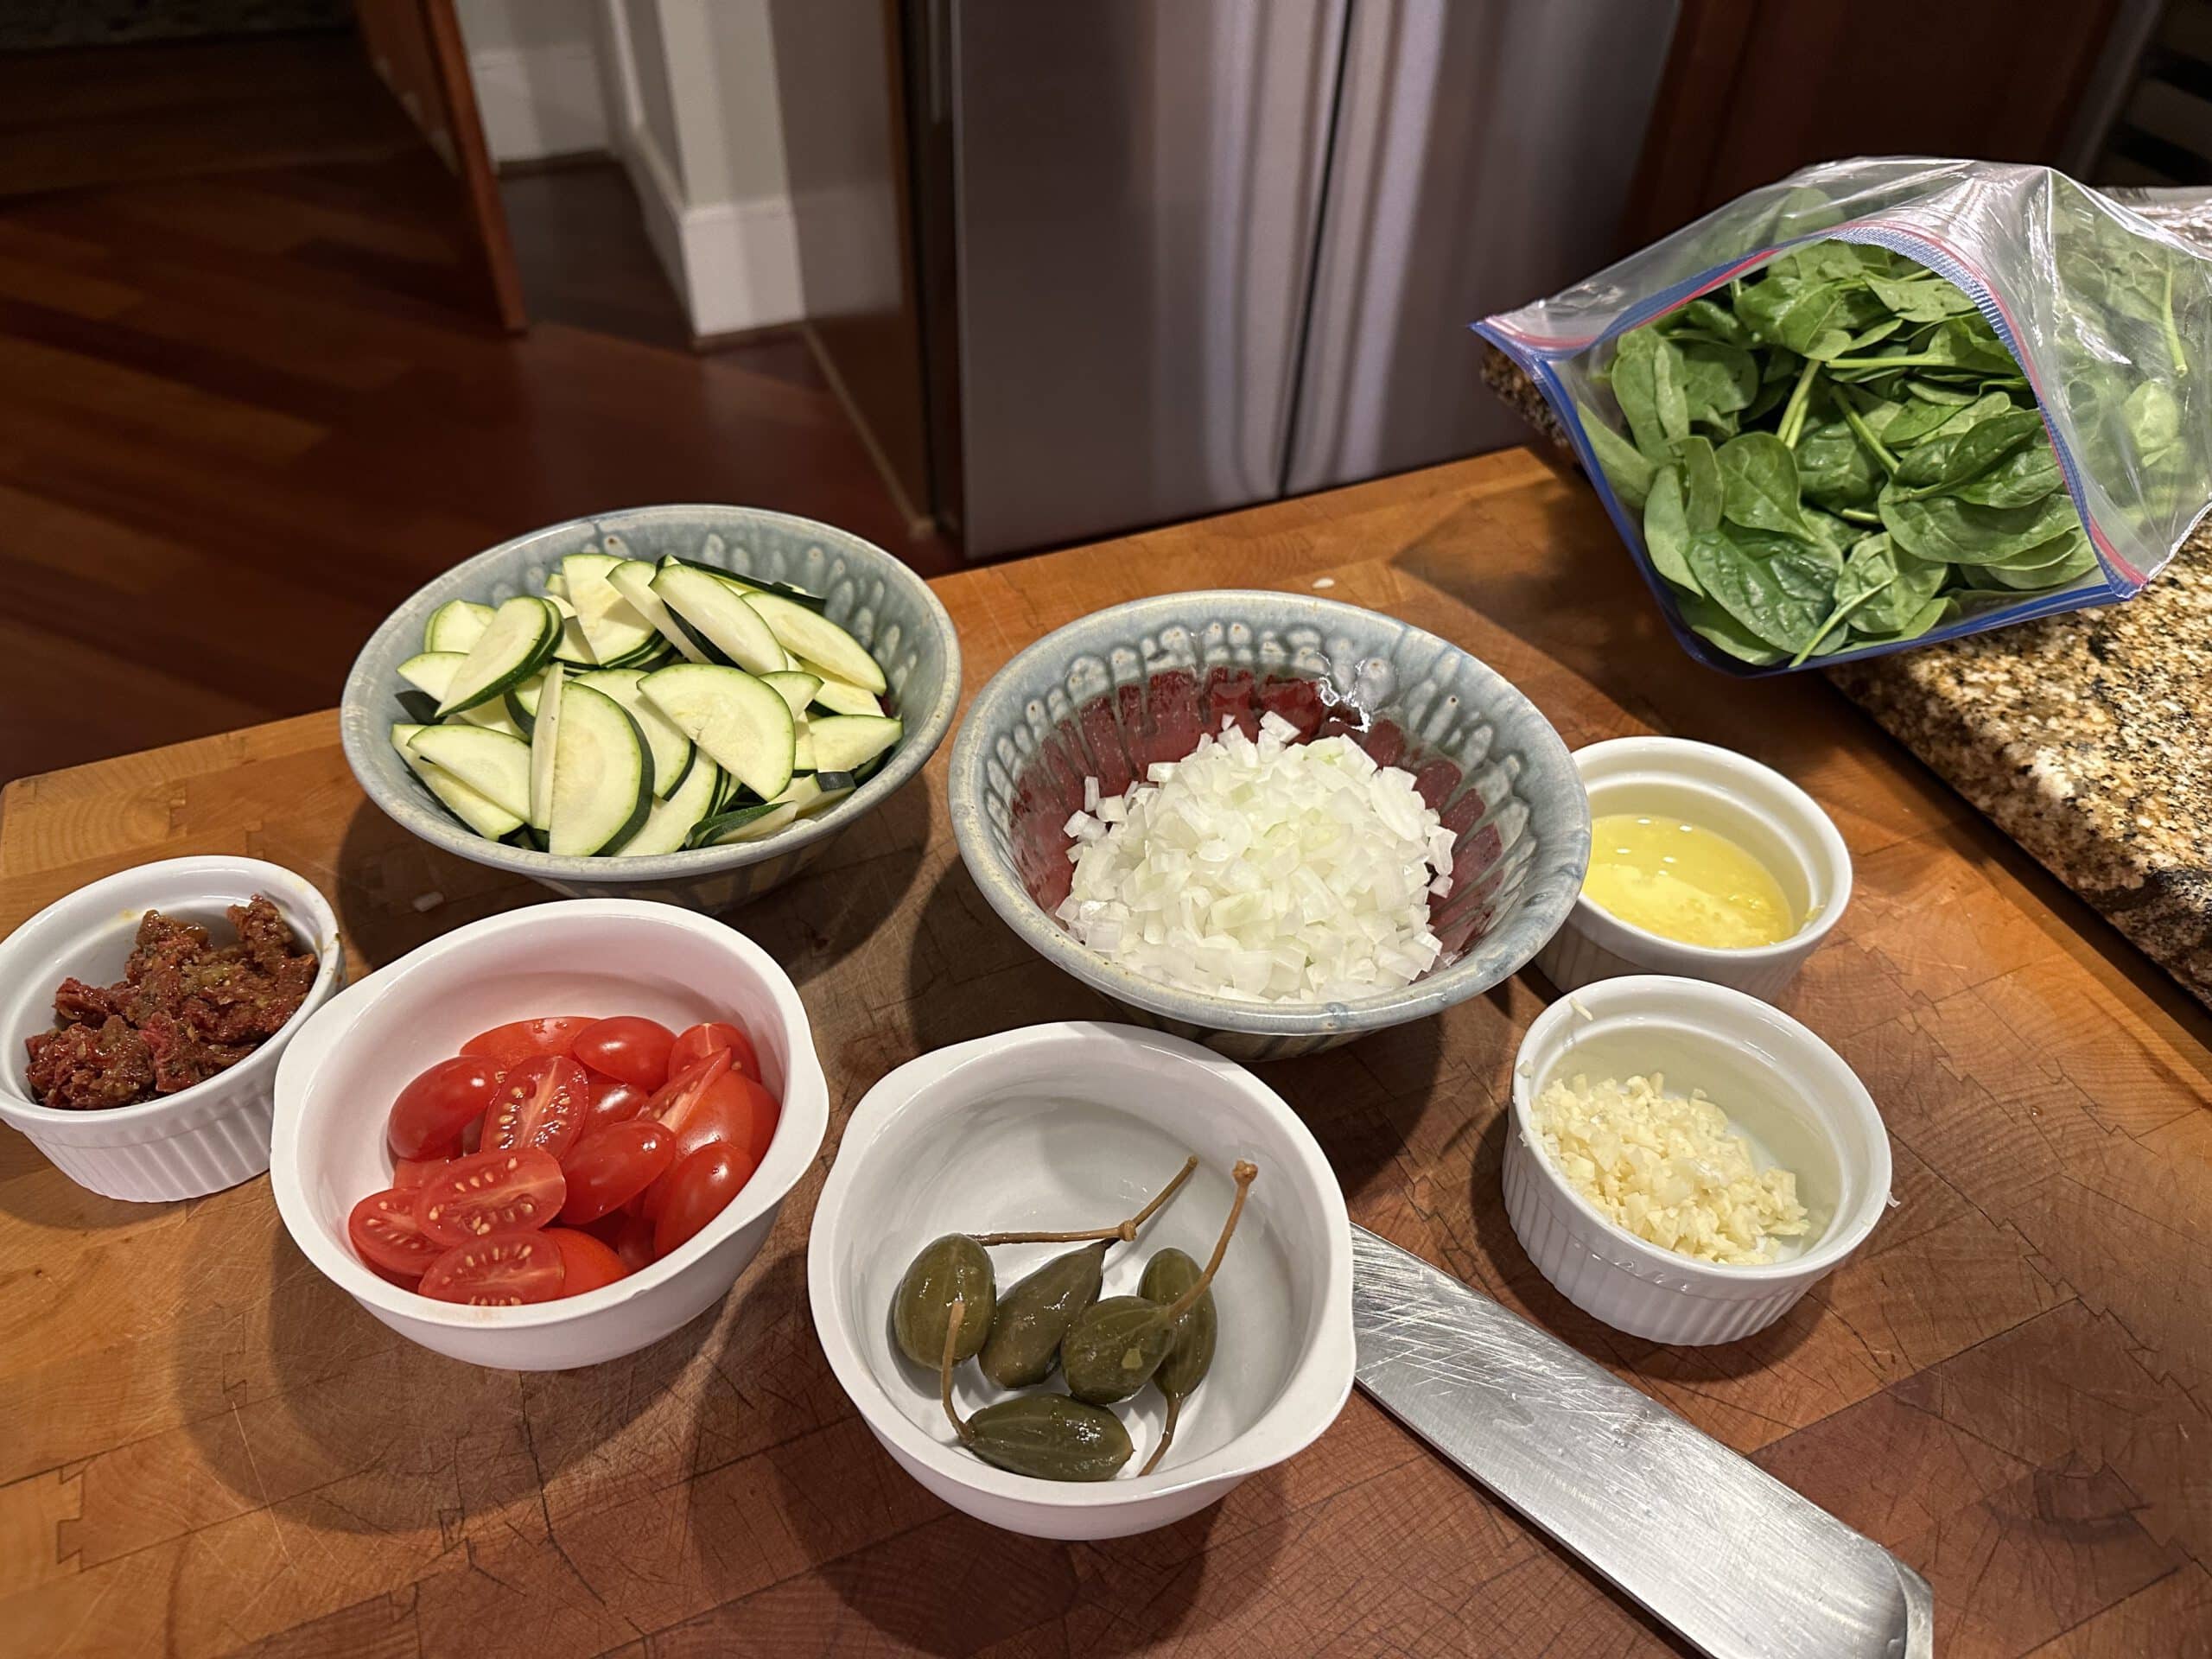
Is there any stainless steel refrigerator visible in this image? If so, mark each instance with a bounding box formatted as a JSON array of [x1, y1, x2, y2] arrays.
[[907, 0, 1680, 557]]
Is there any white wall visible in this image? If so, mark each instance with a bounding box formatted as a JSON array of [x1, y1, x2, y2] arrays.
[[454, 0, 611, 163], [599, 0, 802, 337]]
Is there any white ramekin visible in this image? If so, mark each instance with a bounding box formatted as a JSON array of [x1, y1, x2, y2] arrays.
[[1534, 736, 1851, 1002], [1503, 975, 1891, 1346], [270, 899, 828, 1371], [810, 1021, 1354, 1540], [0, 857, 345, 1202]]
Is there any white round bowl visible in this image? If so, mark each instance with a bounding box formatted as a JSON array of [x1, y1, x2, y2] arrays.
[[1533, 736, 1851, 1002], [270, 899, 828, 1370], [1503, 975, 1891, 1346], [0, 857, 344, 1202], [809, 1022, 1354, 1539]]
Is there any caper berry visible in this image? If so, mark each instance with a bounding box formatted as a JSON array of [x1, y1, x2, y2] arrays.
[[978, 1240, 1108, 1389], [938, 1296, 1132, 1481], [1136, 1246, 1217, 1475], [893, 1233, 995, 1366]]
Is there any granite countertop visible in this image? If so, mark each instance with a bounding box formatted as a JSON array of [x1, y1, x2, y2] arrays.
[[1482, 290, 2212, 1008]]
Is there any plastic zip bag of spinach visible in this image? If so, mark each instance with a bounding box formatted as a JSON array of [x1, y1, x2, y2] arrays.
[[1478, 160, 2212, 673]]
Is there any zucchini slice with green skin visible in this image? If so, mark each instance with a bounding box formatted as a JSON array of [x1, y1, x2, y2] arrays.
[[760, 671, 823, 718], [396, 652, 526, 738], [503, 671, 543, 737], [547, 593, 598, 666], [689, 801, 798, 847], [405, 724, 534, 820], [608, 558, 710, 665], [639, 663, 795, 801], [791, 721, 816, 774], [652, 565, 785, 673], [618, 754, 722, 857], [575, 667, 692, 798], [392, 723, 524, 839], [741, 592, 885, 692], [423, 599, 494, 655], [435, 595, 560, 715], [549, 682, 654, 855], [804, 714, 902, 773], [563, 552, 659, 664], [673, 550, 830, 614], [798, 660, 883, 717], [528, 664, 565, 832]]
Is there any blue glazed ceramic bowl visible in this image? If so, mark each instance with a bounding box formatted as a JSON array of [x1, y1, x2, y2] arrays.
[[948, 591, 1591, 1061], [340, 505, 961, 911]]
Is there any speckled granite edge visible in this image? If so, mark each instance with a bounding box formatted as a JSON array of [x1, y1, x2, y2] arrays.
[[1480, 344, 2212, 1009]]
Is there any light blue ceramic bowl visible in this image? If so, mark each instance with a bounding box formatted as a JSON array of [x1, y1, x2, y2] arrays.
[[948, 591, 1591, 1062], [340, 505, 961, 911]]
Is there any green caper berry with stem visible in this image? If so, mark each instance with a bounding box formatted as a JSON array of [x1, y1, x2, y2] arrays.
[[939, 1297, 1132, 1481], [1060, 1160, 1256, 1408], [1136, 1245, 1216, 1476], [893, 1233, 995, 1367]]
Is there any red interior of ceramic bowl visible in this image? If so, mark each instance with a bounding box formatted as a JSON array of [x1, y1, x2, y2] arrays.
[[1003, 665, 1512, 967]]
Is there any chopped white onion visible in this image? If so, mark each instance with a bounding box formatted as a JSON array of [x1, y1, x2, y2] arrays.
[[1062, 720, 1452, 1003]]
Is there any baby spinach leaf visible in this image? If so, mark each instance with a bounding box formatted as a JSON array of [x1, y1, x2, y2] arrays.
[[1955, 442, 2062, 507], [1717, 433, 1810, 537], [1578, 401, 1656, 512], [1847, 535, 1948, 635], [1892, 407, 2043, 496], [1641, 465, 1704, 596], [2125, 379, 2182, 470], [1653, 336, 1692, 445], [1673, 340, 1758, 422], [1667, 298, 1751, 347], [1674, 435, 1724, 531], [1685, 524, 1834, 652], [1846, 594, 1954, 649], [1967, 528, 2097, 591], [1796, 420, 1879, 509], [1878, 485, 2083, 564], [1609, 330, 1670, 462], [1863, 273, 1981, 322], [1679, 594, 1786, 665]]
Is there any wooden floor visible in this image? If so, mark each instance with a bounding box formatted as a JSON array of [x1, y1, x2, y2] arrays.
[[0, 37, 952, 786]]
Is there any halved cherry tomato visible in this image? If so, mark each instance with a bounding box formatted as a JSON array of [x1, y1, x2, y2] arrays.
[[419, 1233, 564, 1305], [559, 1119, 677, 1224], [571, 1015, 676, 1091], [460, 1114, 482, 1155], [645, 1047, 728, 1124], [414, 1147, 566, 1247], [668, 1020, 762, 1086], [386, 1055, 505, 1160], [483, 1054, 589, 1162], [391, 1155, 452, 1190], [640, 1069, 779, 1217], [461, 1015, 596, 1068], [582, 1073, 649, 1137], [546, 1227, 627, 1295], [653, 1142, 756, 1258], [348, 1187, 442, 1277]]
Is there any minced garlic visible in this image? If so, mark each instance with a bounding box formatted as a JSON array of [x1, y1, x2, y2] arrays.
[[1529, 1072, 1809, 1265]]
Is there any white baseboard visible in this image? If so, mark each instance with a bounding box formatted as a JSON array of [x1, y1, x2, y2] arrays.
[[621, 122, 804, 338], [470, 40, 610, 163]]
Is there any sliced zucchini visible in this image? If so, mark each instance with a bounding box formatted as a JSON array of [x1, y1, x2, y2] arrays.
[[405, 724, 533, 820], [563, 552, 659, 664], [652, 565, 785, 673], [575, 667, 692, 797], [549, 682, 653, 856], [435, 595, 560, 716], [608, 559, 709, 666], [423, 598, 494, 655], [547, 592, 597, 666], [614, 753, 721, 857], [690, 801, 796, 847], [504, 671, 543, 737], [805, 714, 902, 773], [545, 570, 570, 600], [396, 652, 526, 737], [528, 664, 565, 832], [639, 663, 795, 801], [678, 543, 830, 613], [791, 721, 816, 774], [392, 723, 524, 839], [742, 593, 885, 693], [760, 671, 822, 719], [799, 661, 884, 717]]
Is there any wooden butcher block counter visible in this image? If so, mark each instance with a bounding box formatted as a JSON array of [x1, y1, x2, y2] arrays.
[[3, 448, 2208, 1658]]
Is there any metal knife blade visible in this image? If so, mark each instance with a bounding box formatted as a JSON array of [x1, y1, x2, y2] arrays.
[[1351, 1224, 1933, 1659]]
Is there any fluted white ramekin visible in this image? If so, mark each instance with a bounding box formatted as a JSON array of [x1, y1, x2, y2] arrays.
[[1533, 736, 1850, 1003], [0, 857, 345, 1202], [1503, 975, 1891, 1346]]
